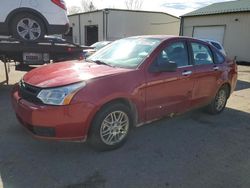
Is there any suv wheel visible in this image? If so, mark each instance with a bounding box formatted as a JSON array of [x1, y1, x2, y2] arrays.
[[11, 13, 45, 42]]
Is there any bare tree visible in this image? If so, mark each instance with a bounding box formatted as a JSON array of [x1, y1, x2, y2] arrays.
[[67, 1, 96, 14], [67, 6, 82, 15], [125, 0, 143, 10], [81, 0, 97, 12]]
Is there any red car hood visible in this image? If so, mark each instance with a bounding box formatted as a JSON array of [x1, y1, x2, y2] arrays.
[[23, 61, 130, 88]]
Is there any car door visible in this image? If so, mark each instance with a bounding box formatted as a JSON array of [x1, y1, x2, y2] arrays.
[[189, 40, 225, 107], [145, 39, 195, 121]]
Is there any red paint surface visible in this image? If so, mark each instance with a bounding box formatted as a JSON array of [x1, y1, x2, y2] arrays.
[[12, 36, 238, 141]]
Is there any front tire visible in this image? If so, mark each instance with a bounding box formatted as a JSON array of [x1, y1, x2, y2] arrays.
[[206, 85, 229, 115], [11, 13, 45, 42], [88, 103, 132, 151]]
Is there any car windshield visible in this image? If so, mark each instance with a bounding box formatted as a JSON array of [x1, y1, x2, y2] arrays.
[[87, 38, 162, 69]]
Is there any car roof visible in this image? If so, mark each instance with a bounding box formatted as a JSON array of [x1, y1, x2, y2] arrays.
[[202, 39, 221, 44], [127, 35, 197, 42]]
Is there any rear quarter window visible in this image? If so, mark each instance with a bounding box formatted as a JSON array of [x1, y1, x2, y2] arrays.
[[214, 50, 225, 64], [211, 42, 222, 50]]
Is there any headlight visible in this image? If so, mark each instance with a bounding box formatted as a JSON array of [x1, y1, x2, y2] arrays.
[[37, 82, 86, 105]]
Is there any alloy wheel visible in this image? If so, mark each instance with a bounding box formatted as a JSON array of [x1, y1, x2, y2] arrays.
[[16, 18, 41, 41], [215, 89, 227, 111], [100, 111, 129, 145]]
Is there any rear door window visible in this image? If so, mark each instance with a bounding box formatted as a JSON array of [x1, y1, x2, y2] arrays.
[[191, 42, 214, 65]]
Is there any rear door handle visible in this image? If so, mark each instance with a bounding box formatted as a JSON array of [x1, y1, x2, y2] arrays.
[[182, 70, 192, 76], [213, 66, 219, 71]]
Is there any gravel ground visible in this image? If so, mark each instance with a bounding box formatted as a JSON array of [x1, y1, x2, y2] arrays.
[[0, 62, 250, 188]]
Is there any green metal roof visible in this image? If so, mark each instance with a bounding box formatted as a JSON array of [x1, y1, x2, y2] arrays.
[[182, 0, 250, 17]]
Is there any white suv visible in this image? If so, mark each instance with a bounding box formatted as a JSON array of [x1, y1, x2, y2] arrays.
[[0, 0, 69, 42]]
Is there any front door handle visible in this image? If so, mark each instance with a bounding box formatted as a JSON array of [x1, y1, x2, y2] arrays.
[[213, 66, 219, 71], [182, 70, 192, 76]]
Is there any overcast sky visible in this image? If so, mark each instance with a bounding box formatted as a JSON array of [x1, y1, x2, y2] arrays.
[[65, 0, 233, 16]]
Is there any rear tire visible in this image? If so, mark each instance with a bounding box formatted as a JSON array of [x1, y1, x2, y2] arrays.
[[88, 103, 132, 151], [11, 13, 45, 42], [206, 85, 229, 115]]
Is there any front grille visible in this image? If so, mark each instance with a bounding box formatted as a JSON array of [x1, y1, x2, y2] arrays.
[[19, 80, 43, 104]]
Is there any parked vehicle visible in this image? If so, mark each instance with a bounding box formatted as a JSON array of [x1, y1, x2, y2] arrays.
[[83, 41, 111, 58], [12, 36, 238, 151], [202, 39, 226, 55], [0, 36, 87, 67], [91, 41, 111, 50], [0, 0, 69, 42]]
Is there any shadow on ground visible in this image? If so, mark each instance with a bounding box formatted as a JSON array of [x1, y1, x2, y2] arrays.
[[237, 62, 250, 66], [235, 80, 250, 91], [1, 78, 250, 188]]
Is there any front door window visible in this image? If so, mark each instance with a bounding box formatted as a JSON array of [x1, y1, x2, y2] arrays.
[[153, 41, 190, 68]]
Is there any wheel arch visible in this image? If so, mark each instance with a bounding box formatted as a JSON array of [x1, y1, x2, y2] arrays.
[[219, 82, 231, 98], [87, 97, 139, 136], [5, 8, 49, 34]]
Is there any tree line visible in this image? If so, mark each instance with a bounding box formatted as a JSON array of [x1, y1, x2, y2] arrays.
[[68, 0, 144, 14]]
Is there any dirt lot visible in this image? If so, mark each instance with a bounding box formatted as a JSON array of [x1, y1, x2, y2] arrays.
[[0, 62, 250, 188]]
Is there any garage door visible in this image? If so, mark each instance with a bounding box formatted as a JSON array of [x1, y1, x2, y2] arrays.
[[193, 26, 225, 44]]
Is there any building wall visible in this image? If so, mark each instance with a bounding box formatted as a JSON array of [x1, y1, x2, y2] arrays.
[[106, 10, 180, 41], [68, 15, 80, 44], [69, 9, 180, 46], [182, 12, 250, 62], [69, 11, 104, 45]]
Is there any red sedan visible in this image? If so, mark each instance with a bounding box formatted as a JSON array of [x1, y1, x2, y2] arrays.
[[12, 36, 237, 151]]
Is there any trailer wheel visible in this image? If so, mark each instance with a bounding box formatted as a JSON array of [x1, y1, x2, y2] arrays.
[[11, 13, 45, 42]]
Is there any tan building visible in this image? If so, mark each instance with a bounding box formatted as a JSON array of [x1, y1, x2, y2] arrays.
[[180, 0, 250, 62], [68, 8, 180, 46]]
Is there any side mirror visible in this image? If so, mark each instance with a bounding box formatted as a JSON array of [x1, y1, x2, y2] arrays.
[[149, 61, 177, 73]]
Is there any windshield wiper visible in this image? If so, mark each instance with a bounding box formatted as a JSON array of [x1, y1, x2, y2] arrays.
[[86, 59, 115, 67], [93, 60, 115, 67]]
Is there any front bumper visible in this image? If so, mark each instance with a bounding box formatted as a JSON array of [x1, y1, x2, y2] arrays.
[[12, 85, 95, 141]]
